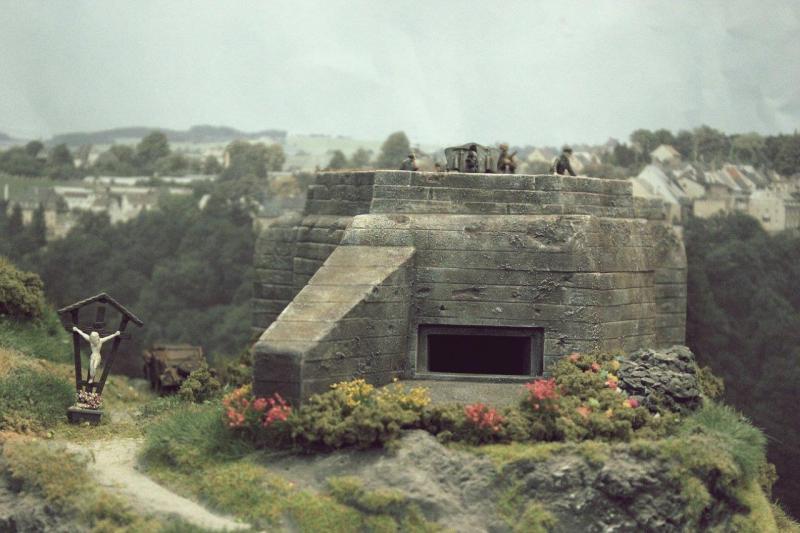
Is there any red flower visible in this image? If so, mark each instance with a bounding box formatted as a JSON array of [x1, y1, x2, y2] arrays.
[[464, 403, 504, 432], [252, 398, 268, 412], [590, 362, 601, 373], [525, 378, 559, 401]]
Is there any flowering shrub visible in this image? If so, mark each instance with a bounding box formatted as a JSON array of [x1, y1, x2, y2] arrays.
[[330, 378, 375, 407], [524, 378, 560, 412], [220, 357, 680, 451], [465, 403, 504, 431], [76, 390, 102, 410], [289, 379, 431, 450], [222, 384, 292, 444]]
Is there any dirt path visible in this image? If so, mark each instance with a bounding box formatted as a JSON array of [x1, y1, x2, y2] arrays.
[[75, 438, 249, 531]]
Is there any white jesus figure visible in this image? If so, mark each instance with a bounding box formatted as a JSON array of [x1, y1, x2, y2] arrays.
[[73, 327, 120, 383]]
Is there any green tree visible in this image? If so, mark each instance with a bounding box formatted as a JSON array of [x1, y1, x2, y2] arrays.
[[221, 140, 268, 180], [45, 144, 76, 180], [203, 155, 222, 175], [730, 133, 766, 166], [0, 147, 44, 177], [630, 129, 659, 159], [685, 213, 800, 516], [7, 204, 23, 236], [376, 131, 410, 169], [264, 144, 285, 171], [326, 150, 347, 170], [135, 131, 171, 174], [24, 140, 44, 158], [154, 153, 190, 176], [765, 133, 800, 176], [692, 125, 729, 166], [608, 143, 637, 168], [29, 203, 47, 248], [349, 148, 372, 169], [674, 130, 694, 159], [653, 129, 676, 148], [92, 145, 138, 176]]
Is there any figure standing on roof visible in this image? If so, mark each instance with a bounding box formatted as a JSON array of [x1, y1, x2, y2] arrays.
[[73, 326, 120, 382], [497, 144, 517, 174], [551, 146, 576, 176], [400, 152, 419, 171], [464, 144, 480, 173]]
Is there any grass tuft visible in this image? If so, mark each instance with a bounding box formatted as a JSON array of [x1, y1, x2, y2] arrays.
[[679, 402, 767, 482], [0, 308, 72, 363]]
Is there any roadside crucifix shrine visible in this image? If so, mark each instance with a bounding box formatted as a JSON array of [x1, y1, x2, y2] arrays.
[[57, 293, 144, 424]]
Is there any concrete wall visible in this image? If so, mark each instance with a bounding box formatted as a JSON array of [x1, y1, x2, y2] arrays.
[[253, 246, 414, 401], [252, 171, 687, 404]]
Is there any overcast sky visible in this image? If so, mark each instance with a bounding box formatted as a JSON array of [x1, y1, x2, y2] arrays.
[[0, 0, 798, 146]]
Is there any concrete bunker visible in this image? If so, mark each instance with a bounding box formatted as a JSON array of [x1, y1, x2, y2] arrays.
[[252, 170, 687, 405]]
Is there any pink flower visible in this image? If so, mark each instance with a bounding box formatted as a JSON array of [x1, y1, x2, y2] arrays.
[[590, 362, 601, 373], [576, 406, 591, 419], [625, 398, 640, 408], [464, 403, 504, 432], [252, 398, 268, 412], [525, 378, 559, 401], [568, 353, 581, 363]]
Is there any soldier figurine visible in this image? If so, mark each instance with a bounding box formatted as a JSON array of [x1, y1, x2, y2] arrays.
[[551, 146, 576, 176], [400, 152, 419, 171], [464, 144, 480, 173], [498, 144, 517, 174]]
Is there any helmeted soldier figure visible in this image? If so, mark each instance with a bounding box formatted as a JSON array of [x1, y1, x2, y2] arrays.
[[497, 143, 517, 174], [400, 152, 419, 171], [551, 146, 576, 176], [464, 144, 480, 173]]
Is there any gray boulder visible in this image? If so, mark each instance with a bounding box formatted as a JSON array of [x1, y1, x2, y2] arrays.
[[618, 345, 703, 413]]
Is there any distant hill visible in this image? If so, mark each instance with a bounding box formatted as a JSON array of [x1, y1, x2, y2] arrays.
[[50, 125, 287, 146], [0, 132, 14, 142]]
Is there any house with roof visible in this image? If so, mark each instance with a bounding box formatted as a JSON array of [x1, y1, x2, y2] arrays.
[[630, 165, 687, 221], [650, 144, 682, 165]]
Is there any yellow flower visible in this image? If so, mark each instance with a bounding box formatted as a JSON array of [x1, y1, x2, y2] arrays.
[[610, 360, 620, 371], [331, 379, 374, 407]]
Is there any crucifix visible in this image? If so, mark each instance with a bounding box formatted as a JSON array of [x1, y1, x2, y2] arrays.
[[72, 327, 120, 383], [58, 293, 143, 397]]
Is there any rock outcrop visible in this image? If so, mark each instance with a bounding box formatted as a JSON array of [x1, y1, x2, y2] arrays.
[[617, 345, 703, 413]]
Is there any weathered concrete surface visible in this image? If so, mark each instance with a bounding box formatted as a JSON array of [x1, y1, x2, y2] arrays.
[[253, 245, 415, 401], [252, 171, 687, 404]]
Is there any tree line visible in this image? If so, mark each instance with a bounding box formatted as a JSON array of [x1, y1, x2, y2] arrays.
[[0, 131, 286, 179], [2, 184, 256, 374], [605, 126, 800, 175]]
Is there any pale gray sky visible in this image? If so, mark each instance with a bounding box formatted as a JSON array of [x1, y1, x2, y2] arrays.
[[0, 0, 798, 146]]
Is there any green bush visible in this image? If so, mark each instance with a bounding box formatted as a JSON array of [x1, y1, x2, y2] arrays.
[[679, 402, 767, 482], [0, 366, 74, 431], [696, 365, 725, 400], [177, 363, 221, 403], [0, 257, 46, 320], [289, 386, 421, 450]]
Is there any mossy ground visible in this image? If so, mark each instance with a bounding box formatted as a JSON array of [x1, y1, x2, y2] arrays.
[[140, 401, 444, 532]]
